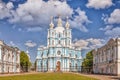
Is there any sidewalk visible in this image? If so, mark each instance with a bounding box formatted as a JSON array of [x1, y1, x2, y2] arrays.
[[74, 73, 120, 80], [0, 71, 39, 77]]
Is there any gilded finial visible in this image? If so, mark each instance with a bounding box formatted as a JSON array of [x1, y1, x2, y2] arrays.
[[65, 16, 70, 29], [49, 16, 54, 29], [57, 15, 62, 27]]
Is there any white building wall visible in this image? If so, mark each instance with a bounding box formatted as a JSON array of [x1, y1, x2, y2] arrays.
[[117, 39, 120, 75], [93, 38, 120, 75], [0, 41, 20, 74]]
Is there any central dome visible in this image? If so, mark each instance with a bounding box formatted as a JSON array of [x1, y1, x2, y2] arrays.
[[55, 26, 65, 33], [54, 16, 65, 33]]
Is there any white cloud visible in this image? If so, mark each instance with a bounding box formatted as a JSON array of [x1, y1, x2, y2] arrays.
[[27, 27, 42, 32], [105, 27, 120, 37], [18, 28, 22, 31], [6, 2, 14, 9], [9, 41, 16, 46], [107, 9, 120, 24], [70, 8, 91, 32], [73, 38, 105, 49], [73, 39, 89, 49], [25, 40, 37, 48], [0, 0, 91, 32], [86, 0, 113, 9], [8, 0, 73, 26], [0, 1, 14, 19], [99, 25, 113, 31], [101, 9, 120, 37]]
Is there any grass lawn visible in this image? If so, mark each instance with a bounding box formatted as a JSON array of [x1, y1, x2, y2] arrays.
[[0, 73, 98, 80]]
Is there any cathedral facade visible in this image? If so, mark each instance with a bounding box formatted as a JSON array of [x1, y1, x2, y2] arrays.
[[36, 17, 82, 72]]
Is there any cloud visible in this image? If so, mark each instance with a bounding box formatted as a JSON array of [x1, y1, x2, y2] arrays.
[[86, 0, 113, 9], [99, 25, 120, 37], [105, 27, 120, 37], [0, 0, 91, 32], [8, 0, 73, 26], [73, 38, 105, 49], [70, 8, 91, 32], [73, 39, 89, 49], [27, 27, 42, 32], [9, 41, 16, 47], [101, 9, 120, 37], [99, 25, 113, 31], [25, 40, 37, 48], [107, 9, 120, 24], [0, 1, 14, 19]]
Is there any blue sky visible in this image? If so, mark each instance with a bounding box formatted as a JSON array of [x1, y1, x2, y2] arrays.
[[0, 0, 120, 62]]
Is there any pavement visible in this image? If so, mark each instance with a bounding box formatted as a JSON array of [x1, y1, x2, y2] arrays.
[[0, 71, 39, 77], [74, 73, 120, 80]]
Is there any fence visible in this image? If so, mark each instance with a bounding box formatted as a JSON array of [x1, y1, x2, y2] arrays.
[[36, 66, 93, 73], [36, 66, 82, 72]]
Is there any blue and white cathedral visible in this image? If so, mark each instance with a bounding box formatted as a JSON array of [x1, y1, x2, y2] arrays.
[[36, 16, 82, 72]]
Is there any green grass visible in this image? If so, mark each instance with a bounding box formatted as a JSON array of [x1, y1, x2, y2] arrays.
[[0, 73, 98, 80]]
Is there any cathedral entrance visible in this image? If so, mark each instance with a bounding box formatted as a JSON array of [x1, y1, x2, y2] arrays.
[[56, 61, 61, 72]]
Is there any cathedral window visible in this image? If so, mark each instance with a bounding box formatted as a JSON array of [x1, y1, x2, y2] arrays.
[[52, 40, 54, 45], [52, 32, 54, 36], [75, 55, 77, 58], [58, 40, 61, 44], [69, 53, 71, 57], [59, 33, 61, 38]]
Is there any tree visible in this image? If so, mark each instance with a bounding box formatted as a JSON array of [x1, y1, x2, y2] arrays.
[[20, 51, 31, 72], [82, 50, 93, 73]]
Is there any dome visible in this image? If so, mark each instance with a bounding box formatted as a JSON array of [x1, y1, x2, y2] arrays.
[[55, 26, 65, 33]]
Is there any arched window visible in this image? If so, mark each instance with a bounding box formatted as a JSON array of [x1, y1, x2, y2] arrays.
[[59, 33, 61, 38], [69, 40, 70, 45], [52, 32, 54, 36], [69, 63, 71, 67], [76, 64, 77, 69], [58, 40, 61, 44], [69, 53, 71, 57], [52, 40, 54, 45], [75, 54, 77, 58], [8, 53, 10, 61]]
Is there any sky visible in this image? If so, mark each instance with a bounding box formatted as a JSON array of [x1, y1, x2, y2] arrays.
[[0, 0, 120, 62]]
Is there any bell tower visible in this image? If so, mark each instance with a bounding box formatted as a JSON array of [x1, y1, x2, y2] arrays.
[[48, 16, 55, 47]]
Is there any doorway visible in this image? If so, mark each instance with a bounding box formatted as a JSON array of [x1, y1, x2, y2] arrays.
[[56, 61, 61, 71]]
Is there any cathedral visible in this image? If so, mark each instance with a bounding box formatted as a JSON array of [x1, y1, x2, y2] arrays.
[[36, 16, 82, 72]]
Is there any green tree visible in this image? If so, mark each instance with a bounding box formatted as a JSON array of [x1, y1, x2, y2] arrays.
[[20, 51, 31, 72], [82, 50, 93, 73]]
